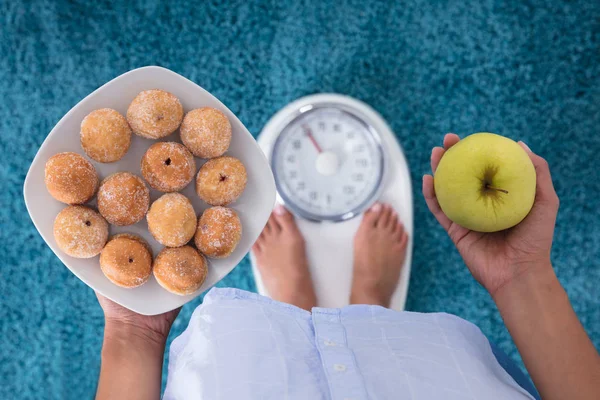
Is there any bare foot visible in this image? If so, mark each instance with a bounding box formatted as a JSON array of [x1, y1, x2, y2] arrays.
[[252, 205, 317, 311], [351, 203, 409, 307]]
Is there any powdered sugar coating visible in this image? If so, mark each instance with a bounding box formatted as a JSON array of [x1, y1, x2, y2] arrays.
[[127, 90, 183, 139], [153, 246, 208, 295], [194, 206, 242, 259], [196, 156, 247, 206], [147, 193, 197, 247], [45, 152, 98, 204], [141, 142, 196, 192], [180, 107, 231, 158], [80, 108, 132, 163], [97, 172, 150, 226], [100, 235, 152, 288], [112, 233, 153, 258], [53, 205, 108, 258]]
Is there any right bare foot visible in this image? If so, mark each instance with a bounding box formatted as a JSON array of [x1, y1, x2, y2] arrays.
[[351, 203, 409, 307], [252, 205, 317, 311]]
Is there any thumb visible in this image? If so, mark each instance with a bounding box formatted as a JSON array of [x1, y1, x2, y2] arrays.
[[519, 142, 559, 209]]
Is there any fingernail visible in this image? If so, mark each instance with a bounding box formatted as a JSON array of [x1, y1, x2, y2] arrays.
[[370, 202, 382, 213], [274, 204, 286, 215], [519, 141, 532, 153]]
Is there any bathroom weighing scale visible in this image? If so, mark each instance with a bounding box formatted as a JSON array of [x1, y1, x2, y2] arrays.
[[250, 94, 413, 310]]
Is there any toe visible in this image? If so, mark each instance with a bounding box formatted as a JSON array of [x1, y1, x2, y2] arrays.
[[376, 204, 393, 228], [361, 202, 382, 228], [390, 212, 399, 233], [393, 219, 405, 238], [257, 228, 267, 243], [273, 204, 298, 232], [387, 208, 399, 230], [397, 231, 409, 250], [253, 230, 267, 253], [266, 213, 281, 234], [394, 218, 404, 237], [262, 218, 272, 236]]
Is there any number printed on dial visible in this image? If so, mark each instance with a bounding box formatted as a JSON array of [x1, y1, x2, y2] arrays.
[[272, 107, 383, 220]]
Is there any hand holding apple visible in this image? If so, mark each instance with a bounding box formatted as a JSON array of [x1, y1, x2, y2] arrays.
[[434, 132, 536, 232], [423, 133, 560, 296]]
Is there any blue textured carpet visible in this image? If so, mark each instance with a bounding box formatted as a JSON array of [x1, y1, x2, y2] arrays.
[[1, 0, 599, 398]]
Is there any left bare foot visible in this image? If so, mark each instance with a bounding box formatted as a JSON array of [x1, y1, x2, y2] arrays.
[[252, 205, 317, 311]]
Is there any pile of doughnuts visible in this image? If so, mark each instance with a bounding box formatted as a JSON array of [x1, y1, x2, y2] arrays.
[[45, 89, 247, 296]]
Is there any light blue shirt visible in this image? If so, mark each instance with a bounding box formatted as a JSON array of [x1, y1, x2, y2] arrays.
[[164, 288, 533, 399]]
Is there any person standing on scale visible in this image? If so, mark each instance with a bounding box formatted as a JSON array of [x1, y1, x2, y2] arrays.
[[95, 134, 600, 400]]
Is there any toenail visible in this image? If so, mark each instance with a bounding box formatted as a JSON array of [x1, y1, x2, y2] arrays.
[[370, 202, 382, 213], [274, 204, 286, 215]]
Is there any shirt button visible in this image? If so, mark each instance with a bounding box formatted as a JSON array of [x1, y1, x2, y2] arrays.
[[324, 340, 336, 347], [333, 364, 347, 372]]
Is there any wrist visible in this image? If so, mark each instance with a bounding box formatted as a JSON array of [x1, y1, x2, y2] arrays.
[[491, 260, 557, 303], [104, 319, 168, 349]]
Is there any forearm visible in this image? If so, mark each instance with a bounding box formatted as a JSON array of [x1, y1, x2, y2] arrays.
[[493, 263, 600, 400], [96, 322, 166, 400]]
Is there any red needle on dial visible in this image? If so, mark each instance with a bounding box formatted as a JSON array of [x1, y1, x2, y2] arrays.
[[303, 125, 323, 153]]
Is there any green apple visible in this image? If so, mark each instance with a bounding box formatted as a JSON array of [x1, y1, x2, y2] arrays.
[[433, 133, 536, 232]]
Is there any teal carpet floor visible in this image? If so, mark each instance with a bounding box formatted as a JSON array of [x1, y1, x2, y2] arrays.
[[1, 0, 599, 398]]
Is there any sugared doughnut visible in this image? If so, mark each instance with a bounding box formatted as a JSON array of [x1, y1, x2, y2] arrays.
[[153, 246, 208, 295], [80, 108, 131, 163], [97, 172, 150, 226], [112, 233, 153, 256], [141, 142, 196, 192], [180, 107, 231, 158], [195, 156, 247, 206], [100, 234, 153, 288], [45, 152, 98, 204], [147, 193, 197, 247], [194, 207, 242, 259], [126, 89, 183, 139], [53, 205, 108, 258]]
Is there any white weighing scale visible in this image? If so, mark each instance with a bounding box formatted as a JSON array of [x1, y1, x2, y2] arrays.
[[251, 94, 413, 310]]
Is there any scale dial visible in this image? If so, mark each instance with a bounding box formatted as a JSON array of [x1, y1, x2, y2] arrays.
[[272, 105, 384, 222]]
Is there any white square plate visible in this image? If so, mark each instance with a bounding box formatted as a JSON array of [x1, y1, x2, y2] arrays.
[[23, 66, 276, 315]]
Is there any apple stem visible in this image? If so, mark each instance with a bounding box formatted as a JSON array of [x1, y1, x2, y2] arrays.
[[486, 185, 509, 194]]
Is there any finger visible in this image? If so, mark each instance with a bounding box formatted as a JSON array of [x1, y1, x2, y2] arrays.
[[95, 292, 107, 309], [422, 174, 452, 231], [519, 142, 559, 207], [431, 147, 445, 173], [431, 134, 460, 173], [443, 133, 460, 149], [251, 241, 262, 254]]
